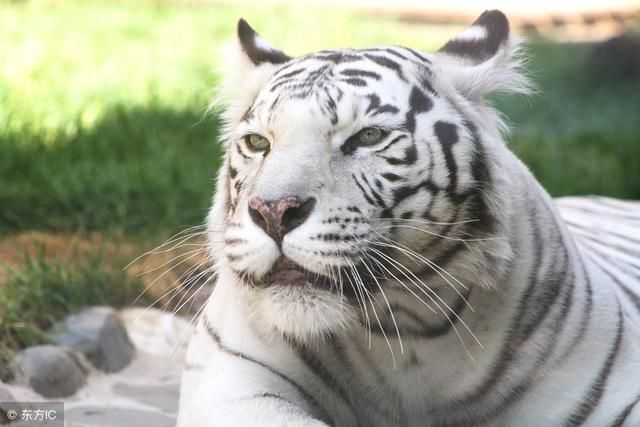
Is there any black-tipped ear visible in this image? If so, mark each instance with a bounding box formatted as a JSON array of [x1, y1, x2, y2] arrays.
[[237, 19, 291, 66], [439, 10, 510, 64]]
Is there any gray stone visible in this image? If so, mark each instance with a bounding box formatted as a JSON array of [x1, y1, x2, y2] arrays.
[[0, 361, 10, 383], [65, 407, 175, 427], [10, 345, 87, 398], [0, 381, 14, 402], [52, 306, 134, 373], [0, 381, 16, 424]]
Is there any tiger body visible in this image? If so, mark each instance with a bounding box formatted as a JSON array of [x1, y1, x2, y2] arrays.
[[178, 11, 640, 427]]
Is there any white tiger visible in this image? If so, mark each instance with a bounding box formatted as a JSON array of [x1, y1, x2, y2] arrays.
[[178, 10, 640, 427]]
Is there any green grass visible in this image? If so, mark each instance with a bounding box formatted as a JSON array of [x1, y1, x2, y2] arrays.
[[0, 246, 144, 378], [496, 41, 640, 198]]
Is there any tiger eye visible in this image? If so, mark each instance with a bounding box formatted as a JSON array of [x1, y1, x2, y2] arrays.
[[245, 134, 270, 152], [358, 127, 383, 145]]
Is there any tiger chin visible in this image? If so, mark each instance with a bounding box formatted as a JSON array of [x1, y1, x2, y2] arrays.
[[178, 10, 640, 427]]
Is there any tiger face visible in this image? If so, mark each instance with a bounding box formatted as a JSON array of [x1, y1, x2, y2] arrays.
[[209, 12, 524, 342]]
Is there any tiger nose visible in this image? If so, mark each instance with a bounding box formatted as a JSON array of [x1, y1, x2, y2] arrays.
[[248, 196, 316, 245]]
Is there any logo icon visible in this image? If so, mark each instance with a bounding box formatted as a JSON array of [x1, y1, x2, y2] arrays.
[[6, 409, 18, 420]]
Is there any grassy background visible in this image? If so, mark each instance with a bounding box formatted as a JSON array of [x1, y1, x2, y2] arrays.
[[0, 1, 638, 361], [2, 1, 638, 238]]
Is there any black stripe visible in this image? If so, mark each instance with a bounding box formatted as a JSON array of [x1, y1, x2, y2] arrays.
[[398, 46, 431, 63], [517, 237, 569, 342], [375, 288, 472, 338], [290, 342, 355, 411], [352, 173, 377, 206], [403, 144, 417, 165], [558, 255, 593, 362], [251, 392, 294, 404], [365, 94, 400, 116], [360, 173, 386, 208], [434, 121, 459, 194], [235, 142, 251, 160], [564, 305, 624, 426], [405, 87, 433, 134], [609, 395, 640, 427], [377, 47, 412, 61], [203, 319, 332, 424], [463, 120, 495, 234], [274, 67, 305, 81], [415, 239, 465, 279], [342, 337, 406, 425], [340, 69, 381, 80], [343, 77, 367, 87], [373, 135, 406, 154], [314, 51, 362, 63], [363, 53, 406, 81], [381, 172, 403, 182]]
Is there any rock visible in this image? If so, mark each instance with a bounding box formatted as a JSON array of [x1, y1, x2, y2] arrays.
[[10, 345, 87, 398], [52, 306, 134, 373], [120, 307, 193, 357], [0, 361, 10, 383], [0, 381, 14, 402], [0, 382, 16, 424]]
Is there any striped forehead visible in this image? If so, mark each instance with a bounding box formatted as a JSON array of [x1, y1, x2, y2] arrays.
[[267, 47, 430, 94], [248, 47, 434, 127]]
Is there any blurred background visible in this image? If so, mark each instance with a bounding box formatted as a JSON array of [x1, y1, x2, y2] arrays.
[[0, 0, 639, 423]]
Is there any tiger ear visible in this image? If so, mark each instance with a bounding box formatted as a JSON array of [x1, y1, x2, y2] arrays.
[[237, 19, 291, 67], [438, 10, 510, 64], [213, 20, 291, 127], [434, 10, 530, 100]]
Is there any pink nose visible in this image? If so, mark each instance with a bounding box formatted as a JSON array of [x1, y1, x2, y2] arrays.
[[248, 196, 316, 245]]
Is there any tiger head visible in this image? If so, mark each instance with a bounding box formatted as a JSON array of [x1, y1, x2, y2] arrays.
[[208, 11, 528, 342]]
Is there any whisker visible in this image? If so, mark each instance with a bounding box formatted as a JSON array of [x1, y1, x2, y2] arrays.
[[162, 261, 214, 312], [369, 217, 479, 226], [348, 260, 398, 367], [343, 259, 373, 349], [370, 231, 472, 302], [366, 247, 482, 357], [169, 274, 217, 360], [364, 247, 438, 314], [136, 247, 205, 277], [125, 228, 208, 270], [131, 248, 205, 306], [373, 224, 505, 244]]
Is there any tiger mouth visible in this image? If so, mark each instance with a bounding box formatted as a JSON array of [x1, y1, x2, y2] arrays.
[[263, 256, 333, 288]]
